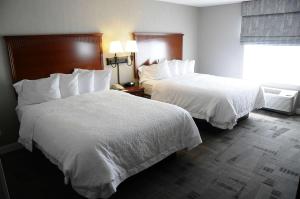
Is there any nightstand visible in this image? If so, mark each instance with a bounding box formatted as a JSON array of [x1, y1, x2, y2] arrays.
[[123, 86, 149, 98]]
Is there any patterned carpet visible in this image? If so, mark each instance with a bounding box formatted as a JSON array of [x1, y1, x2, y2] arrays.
[[1, 110, 300, 199]]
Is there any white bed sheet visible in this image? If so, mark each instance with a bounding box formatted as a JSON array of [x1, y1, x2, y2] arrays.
[[151, 73, 265, 129], [18, 90, 201, 199]]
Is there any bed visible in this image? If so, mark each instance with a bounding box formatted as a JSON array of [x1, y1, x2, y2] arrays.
[[133, 32, 265, 129], [5, 33, 202, 199]]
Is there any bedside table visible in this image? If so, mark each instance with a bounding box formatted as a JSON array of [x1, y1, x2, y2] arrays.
[[123, 86, 149, 98]]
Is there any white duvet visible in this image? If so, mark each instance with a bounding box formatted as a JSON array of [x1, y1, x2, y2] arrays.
[[151, 73, 265, 129], [18, 90, 201, 199]]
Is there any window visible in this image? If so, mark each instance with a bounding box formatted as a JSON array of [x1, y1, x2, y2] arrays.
[[243, 45, 300, 86]]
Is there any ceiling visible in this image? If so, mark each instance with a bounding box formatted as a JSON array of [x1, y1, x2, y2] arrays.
[[156, 0, 251, 7]]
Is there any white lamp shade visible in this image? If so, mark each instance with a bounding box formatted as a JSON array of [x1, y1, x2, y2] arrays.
[[109, 41, 123, 53], [125, 40, 138, 53]]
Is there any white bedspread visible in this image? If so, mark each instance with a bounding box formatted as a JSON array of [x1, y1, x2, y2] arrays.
[[18, 90, 201, 199], [151, 73, 265, 129]]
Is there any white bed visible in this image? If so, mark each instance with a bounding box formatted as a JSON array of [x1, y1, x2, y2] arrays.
[[18, 90, 201, 199], [143, 73, 265, 129]]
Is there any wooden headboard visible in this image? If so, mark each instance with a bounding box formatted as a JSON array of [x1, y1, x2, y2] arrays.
[[4, 33, 103, 83], [133, 32, 183, 78]]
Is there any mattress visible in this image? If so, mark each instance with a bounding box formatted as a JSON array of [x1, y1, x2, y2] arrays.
[[18, 90, 201, 198], [151, 73, 265, 129]]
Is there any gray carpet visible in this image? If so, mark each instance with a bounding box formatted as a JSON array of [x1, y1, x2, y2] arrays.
[[2, 110, 300, 199]]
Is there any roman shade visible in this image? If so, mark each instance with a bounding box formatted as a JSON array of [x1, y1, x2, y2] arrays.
[[240, 0, 300, 45]]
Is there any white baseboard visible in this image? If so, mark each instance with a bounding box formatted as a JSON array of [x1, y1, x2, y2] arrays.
[[0, 142, 23, 155], [296, 108, 300, 115]]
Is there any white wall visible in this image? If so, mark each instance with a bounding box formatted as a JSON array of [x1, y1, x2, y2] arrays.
[[0, 0, 199, 146], [197, 3, 244, 78]]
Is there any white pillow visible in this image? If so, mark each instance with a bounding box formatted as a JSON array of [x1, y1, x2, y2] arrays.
[[139, 61, 171, 83], [74, 69, 112, 92], [73, 69, 94, 94], [93, 69, 112, 91], [177, 60, 189, 76], [13, 75, 61, 107], [138, 66, 143, 78], [187, 60, 195, 73], [51, 73, 79, 98], [167, 60, 179, 77]]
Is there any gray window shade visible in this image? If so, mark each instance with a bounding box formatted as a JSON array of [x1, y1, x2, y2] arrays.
[[240, 0, 300, 45]]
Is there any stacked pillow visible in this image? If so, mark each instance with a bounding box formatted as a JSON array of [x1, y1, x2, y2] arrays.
[[168, 59, 195, 76], [138, 59, 195, 83], [138, 61, 171, 83], [14, 68, 112, 108], [167, 60, 179, 77], [51, 73, 79, 98], [73, 70, 94, 94], [73, 68, 111, 94], [14, 75, 61, 108], [186, 60, 195, 74]]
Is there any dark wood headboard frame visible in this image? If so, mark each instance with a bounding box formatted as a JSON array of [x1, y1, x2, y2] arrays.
[[133, 32, 183, 78], [4, 33, 103, 83]]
